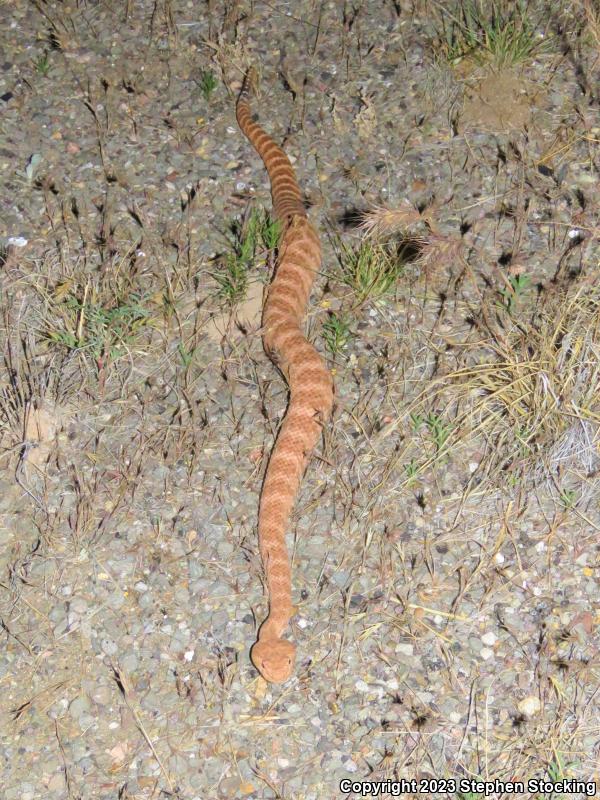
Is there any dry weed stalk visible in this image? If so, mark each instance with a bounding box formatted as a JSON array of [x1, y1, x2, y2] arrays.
[[417, 232, 464, 278], [358, 201, 423, 239], [576, 0, 600, 48], [359, 202, 463, 279]]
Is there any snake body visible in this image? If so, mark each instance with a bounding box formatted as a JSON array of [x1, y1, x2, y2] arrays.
[[236, 71, 333, 683]]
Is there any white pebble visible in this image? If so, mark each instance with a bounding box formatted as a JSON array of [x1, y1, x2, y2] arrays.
[[517, 695, 541, 716]]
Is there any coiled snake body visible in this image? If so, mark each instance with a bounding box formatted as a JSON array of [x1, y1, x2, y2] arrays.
[[236, 71, 333, 683]]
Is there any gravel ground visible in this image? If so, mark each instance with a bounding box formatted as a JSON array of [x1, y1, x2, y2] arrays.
[[1, 2, 599, 799]]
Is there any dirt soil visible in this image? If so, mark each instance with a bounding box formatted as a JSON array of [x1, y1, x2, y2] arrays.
[[1, 2, 599, 799]]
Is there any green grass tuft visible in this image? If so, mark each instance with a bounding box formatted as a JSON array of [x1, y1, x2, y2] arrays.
[[199, 69, 218, 101], [33, 52, 51, 77], [501, 272, 531, 313], [46, 290, 152, 362], [322, 313, 351, 356], [213, 207, 281, 305], [337, 239, 404, 305], [434, 0, 548, 68]]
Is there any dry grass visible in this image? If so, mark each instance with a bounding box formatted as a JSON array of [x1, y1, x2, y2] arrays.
[[406, 281, 600, 506], [341, 193, 599, 515], [567, 0, 600, 48]]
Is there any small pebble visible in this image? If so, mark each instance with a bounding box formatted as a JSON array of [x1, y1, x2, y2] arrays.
[[517, 696, 542, 717], [69, 695, 91, 719]]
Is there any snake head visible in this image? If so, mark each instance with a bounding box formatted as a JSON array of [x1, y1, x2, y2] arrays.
[[250, 638, 296, 683]]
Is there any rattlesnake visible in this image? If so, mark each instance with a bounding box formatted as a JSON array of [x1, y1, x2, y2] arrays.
[[236, 69, 334, 683]]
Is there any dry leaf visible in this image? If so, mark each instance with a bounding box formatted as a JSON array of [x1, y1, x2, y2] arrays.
[[355, 93, 377, 141], [53, 280, 74, 301], [23, 404, 61, 466], [108, 741, 130, 763]]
